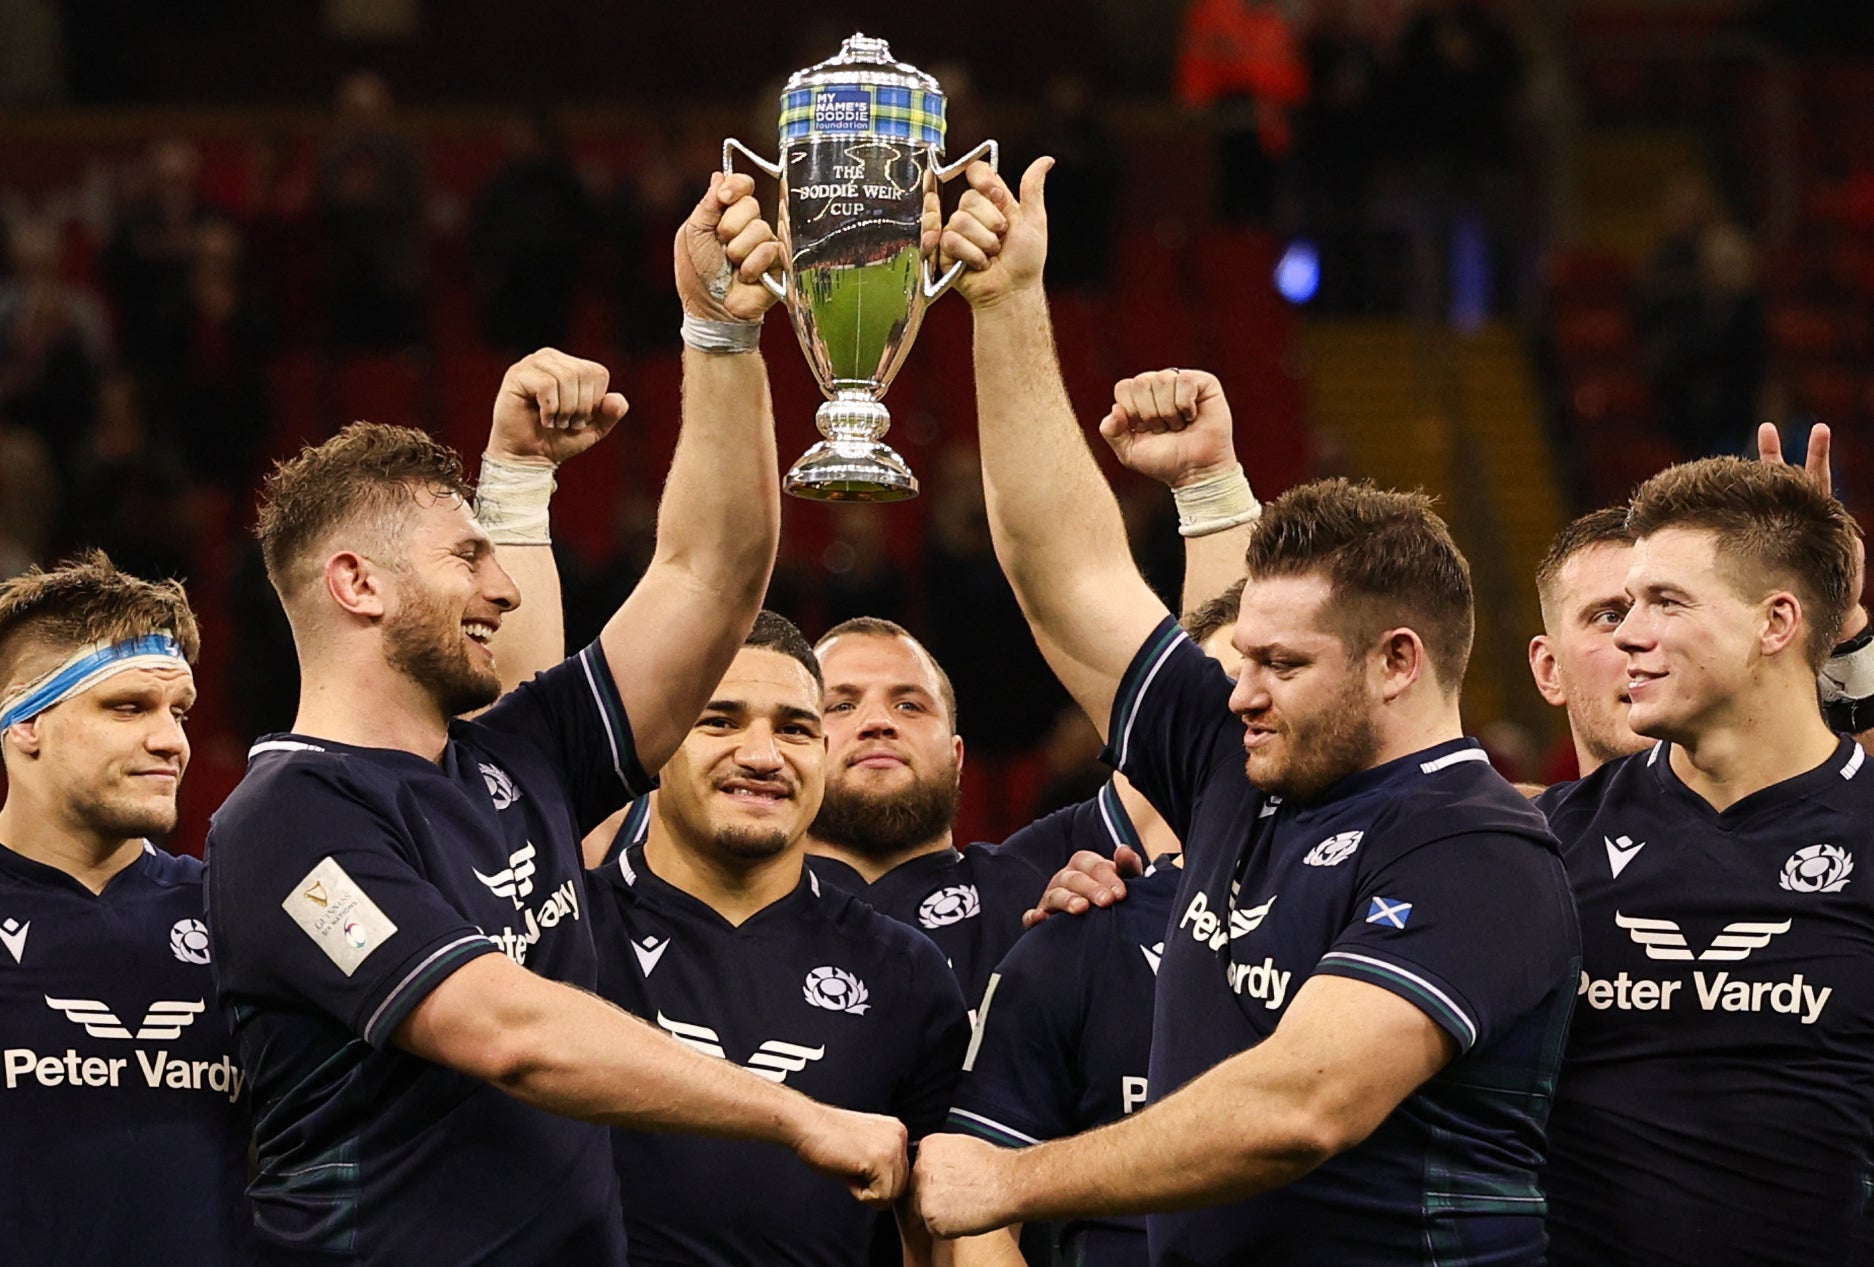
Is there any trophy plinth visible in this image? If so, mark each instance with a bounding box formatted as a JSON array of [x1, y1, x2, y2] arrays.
[[723, 33, 996, 504], [783, 395, 917, 501]]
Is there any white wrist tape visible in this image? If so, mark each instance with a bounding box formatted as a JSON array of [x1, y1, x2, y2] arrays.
[[474, 452, 557, 546], [1820, 635, 1874, 703], [680, 313, 763, 354], [1172, 464, 1261, 538]]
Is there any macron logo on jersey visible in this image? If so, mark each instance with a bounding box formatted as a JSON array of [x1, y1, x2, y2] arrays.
[[0, 918, 27, 964], [632, 935, 669, 977], [475, 842, 538, 907], [1605, 835, 1646, 878], [655, 1013, 827, 1084], [1616, 911, 1792, 962]]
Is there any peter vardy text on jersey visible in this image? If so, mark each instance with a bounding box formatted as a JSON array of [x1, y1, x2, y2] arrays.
[[5, 1041, 243, 1101], [1578, 966, 1830, 1025]]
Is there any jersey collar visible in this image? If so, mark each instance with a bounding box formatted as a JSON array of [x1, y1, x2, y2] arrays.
[[1648, 734, 1865, 824], [619, 842, 823, 932], [0, 837, 162, 901], [1289, 737, 1491, 823]]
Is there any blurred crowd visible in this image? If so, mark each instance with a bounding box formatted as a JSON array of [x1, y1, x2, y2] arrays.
[[6, 0, 1866, 828]]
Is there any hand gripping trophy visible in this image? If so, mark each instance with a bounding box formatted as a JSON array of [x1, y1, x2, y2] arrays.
[[726, 34, 996, 501]]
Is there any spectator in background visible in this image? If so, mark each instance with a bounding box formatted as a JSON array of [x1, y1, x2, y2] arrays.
[[470, 111, 593, 354], [166, 217, 272, 489], [1176, 0, 1308, 226], [1644, 220, 1766, 459], [104, 138, 208, 373], [0, 423, 57, 578], [64, 371, 196, 583], [1298, 0, 1384, 312], [1395, 0, 1523, 325], [0, 216, 109, 480], [1013, 73, 1115, 291], [317, 70, 424, 349]]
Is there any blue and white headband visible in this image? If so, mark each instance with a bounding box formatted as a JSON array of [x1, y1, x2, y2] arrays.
[[0, 633, 190, 731]]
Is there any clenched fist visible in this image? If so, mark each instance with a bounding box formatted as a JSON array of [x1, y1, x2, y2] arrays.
[[1099, 368, 1240, 491], [487, 348, 628, 466], [676, 171, 783, 324], [793, 1104, 911, 1208], [912, 1132, 1020, 1237]]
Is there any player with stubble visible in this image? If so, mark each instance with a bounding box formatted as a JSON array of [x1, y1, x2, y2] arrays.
[[908, 158, 1580, 1266], [587, 611, 970, 1267], [799, 368, 1260, 1015], [204, 174, 907, 1267], [0, 555, 249, 1264]]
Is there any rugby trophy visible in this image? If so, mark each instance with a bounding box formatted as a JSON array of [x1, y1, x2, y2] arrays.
[[726, 34, 996, 501]]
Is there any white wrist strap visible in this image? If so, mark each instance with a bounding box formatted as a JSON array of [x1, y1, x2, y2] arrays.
[[1821, 636, 1874, 703], [1172, 464, 1261, 537], [680, 313, 763, 354], [475, 452, 557, 546]]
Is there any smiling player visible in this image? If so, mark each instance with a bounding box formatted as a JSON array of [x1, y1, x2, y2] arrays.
[[589, 612, 969, 1266]]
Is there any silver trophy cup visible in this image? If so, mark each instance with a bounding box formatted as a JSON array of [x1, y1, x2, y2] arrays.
[[726, 34, 996, 501]]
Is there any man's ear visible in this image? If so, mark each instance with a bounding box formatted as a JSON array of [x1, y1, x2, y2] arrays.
[[1529, 634, 1568, 707], [1759, 591, 1805, 661], [325, 551, 390, 619], [1374, 628, 1427, 703], [3, 718, 42, 760]]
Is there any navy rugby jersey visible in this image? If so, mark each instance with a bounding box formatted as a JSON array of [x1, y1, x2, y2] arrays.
[[206, 641, 652, 1267], [1109, 618, 1580, 1267], [806, 843, 1047, 1015], [949, 855, 1181, 1267], [1537, 738, 1874, 1266], [0, 842, 251, 1264], [591, 843, 970, 1267], [994, 779, 1148, 874]]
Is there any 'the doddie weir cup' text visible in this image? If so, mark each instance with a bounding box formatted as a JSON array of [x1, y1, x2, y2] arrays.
[[726, 33, 996, 501]]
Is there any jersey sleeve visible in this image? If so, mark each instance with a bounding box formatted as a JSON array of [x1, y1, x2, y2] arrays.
[[476, 640, 656, 833], [1099, 617, 1241, 841], [1311, 832, 1578, 1054], [994, 782, 1144, 873], [889, 936, 972, 1141], [207, 760, 500, 1048], [945, 917, 1091, 1147]]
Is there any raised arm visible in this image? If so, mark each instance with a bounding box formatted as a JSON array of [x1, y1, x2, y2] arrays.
[[940, 160, 1166, 739], [598, 173, 784, 769], [912, 974, 1453, 1235], [475, 350, 629, 698], [1098, 367, 1259, 616]]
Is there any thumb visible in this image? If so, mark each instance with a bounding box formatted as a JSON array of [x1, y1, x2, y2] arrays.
[[1019, 156, 1053, 220], [689, 171, 729, 231]]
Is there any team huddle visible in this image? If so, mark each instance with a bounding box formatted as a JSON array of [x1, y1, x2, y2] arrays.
[[2, 158, 1872, 1267]]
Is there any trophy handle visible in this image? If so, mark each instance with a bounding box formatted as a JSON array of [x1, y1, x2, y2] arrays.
[[721, 138, 788, 301], [922, 139, 1000, 300]]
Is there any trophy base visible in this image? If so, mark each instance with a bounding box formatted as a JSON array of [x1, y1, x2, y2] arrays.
[[783, 440, 920, 502]]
